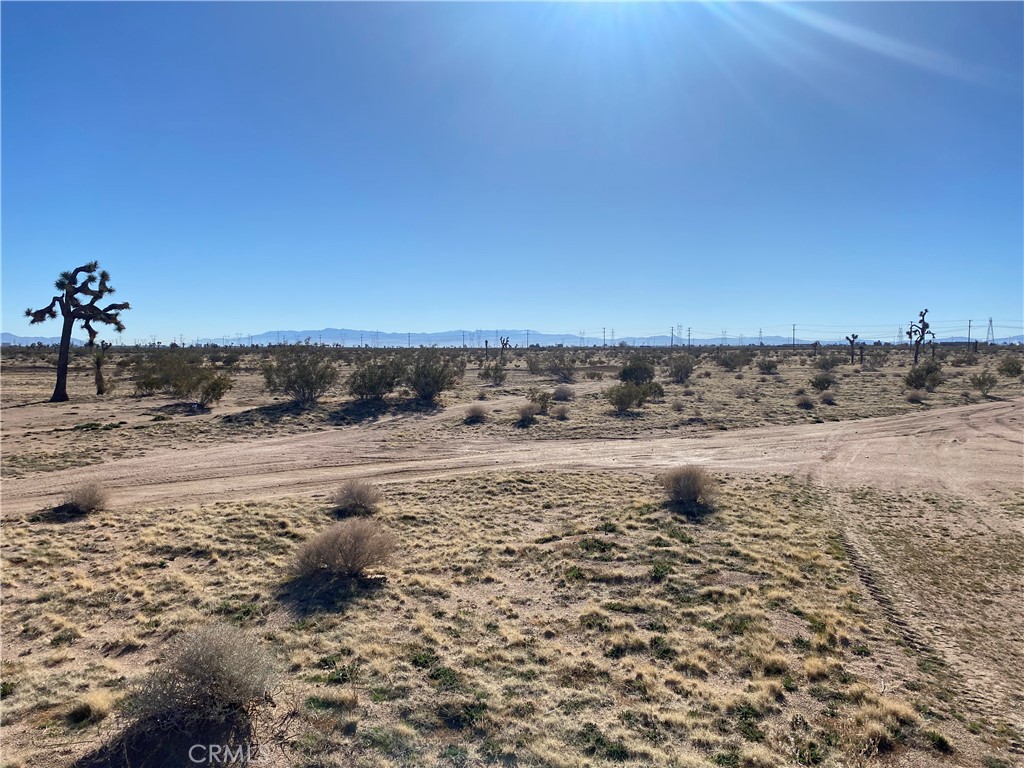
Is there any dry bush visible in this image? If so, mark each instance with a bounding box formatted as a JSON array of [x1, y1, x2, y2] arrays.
[[671, 399, 686, 412], [819, 389, 837, 405], [552, 404, 570, 420], [795, 395, 814, 410], [793, 386, 806, 396], [129, 623, 275, 728], [332, 479, 383, 517], [464, 403, 487, 424], [60, 483, 108, 514], [517, 401, 541, 425], [905, 389, 926, 404], [552, 384, 575, 401], [294, 518, 397, 579], [662, 465, 717, 510]]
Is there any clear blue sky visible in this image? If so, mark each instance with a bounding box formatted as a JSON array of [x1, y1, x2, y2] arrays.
[[3, 2, 1022, 344]]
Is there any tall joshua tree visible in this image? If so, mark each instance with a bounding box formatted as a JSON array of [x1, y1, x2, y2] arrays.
[[25, 262, 130, 402], [906, 309, 934, 366], [845, 333, 859, 365]]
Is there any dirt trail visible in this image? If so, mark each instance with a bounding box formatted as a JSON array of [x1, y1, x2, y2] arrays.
[[3, 397, 1021, 515]]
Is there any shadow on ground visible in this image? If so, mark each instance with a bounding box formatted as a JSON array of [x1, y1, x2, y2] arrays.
[[328, 398, 439, 426], [277, 573, 386, 616]]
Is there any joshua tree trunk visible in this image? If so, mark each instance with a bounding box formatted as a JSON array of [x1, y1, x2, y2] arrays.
[[51, 315, 75, 402]]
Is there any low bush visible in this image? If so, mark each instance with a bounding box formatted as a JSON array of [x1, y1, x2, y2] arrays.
[[815, 353, 842, 372], [294, 519, 397, 579], [904, 360, 942, 390], [263, 340, 338, 407], [662, 466, 716, 510], [129, 623, 274, 730], [332, 480, 383, 517], [606, 383, 641, 414], [61, 482, 108, 514], [349, 357, 405, 401], [517, 402, 541, 425], [756, 358, 778, 375], [478, 362, 507, 385], [997, 356, 1023, 377], [671, 399, 686, 412], [905, 389, 926, 404], [819, 390, 837, 405], [552, 404, 570, 420], [668, 355, 697, 384], [809, 373, 836, 392], [407, 349, 465, 402], [552, 384, 575, 401], [464, 404, 487, 424], [969, 368, 998, 396], [619, 356, 656, 385], [547, 350, 578, 383], [795, 395, 814, 410]]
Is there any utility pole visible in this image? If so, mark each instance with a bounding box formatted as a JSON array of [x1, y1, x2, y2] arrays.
[[792, 324, 796, 351], [722, 329, 727, 347], [967, 320, 972, 346], [526, 330, 529, 347], [758, 329, 763, 346], [408, 332, 411, 348], [670, 327, 674, 347], [602, 327, 606, 346], [579, 330, 585, 347], [611, 329, 615, 345], [687, 327, 691, 348]]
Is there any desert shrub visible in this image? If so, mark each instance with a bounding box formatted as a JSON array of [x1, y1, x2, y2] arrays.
[[997, 356, 1023, 377], [464, 404, 487, 424], [517, 402, 541, 425], [527, 388, 552, 414], [756, 358, 778, 375], [969, 368, 998, 396], [795, 395, 814, 410], [819, 390, 837, 405], [525, 354, 544, 375], [584, 370, 604, 381], [547, 350, 578, 383], [637, 381, 665, 404], [815, 353, 842, 371], [478, 361, 507, 385], [809, 372, 836, 392], [682, 387, 695, 396], [905, 389, 926, 404], [263, 340, 339, 407], [349, 357, 405, 401], [606, 383, 641, 414], [552, 384, 575, 401], [904, 360, 942, 390], [332, 480, 383, 517], [668, 355, 697, 384], [717, 350, 754, 371], [662, 466, 716, 509], [864, 349, 889, 371], [671, 399, 686, 412], [793, 386, 807, 396], [61, 483, 108, 515], [294, 519, 397, 579], [129, 623, 274, 729], [407, 349, 465, 402], [619, 356, 656, 385], [552, 404, 570, 420], [133, 350, 234, 407], [950, 353, 978, 368]]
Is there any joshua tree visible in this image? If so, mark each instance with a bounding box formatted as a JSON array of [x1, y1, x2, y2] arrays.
[[906, 309, 935, 365], [845, 334, 859, 365], [25, 262, 130, 402]]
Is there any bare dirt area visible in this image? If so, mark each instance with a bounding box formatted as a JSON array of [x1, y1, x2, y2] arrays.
[[2, 348, 1022, 767]]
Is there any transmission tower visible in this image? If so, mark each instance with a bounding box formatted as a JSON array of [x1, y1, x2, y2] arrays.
[[985, 318, 995, 344]]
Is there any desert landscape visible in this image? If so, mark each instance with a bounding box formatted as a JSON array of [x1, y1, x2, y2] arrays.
[[1, 343, 1022, 768]]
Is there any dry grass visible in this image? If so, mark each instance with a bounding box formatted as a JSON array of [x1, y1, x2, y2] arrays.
[[464, 403, 487, 424], [293, 518, 397, 578], [331, 479, 383, 517], [661, 465, 716, 509]]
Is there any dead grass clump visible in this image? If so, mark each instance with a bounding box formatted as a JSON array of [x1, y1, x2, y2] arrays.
[[671, 399, 686, 412], [517, 402, 541, 426], [552, 384, 575, 401], [129, 622, 275, 728], [331, 479, 383, 517], [66, 689, 120, 726], [905, 389, 926, 404], [464, 403, 487, 424], [661, 465, 716, 512], [795, 395, 814, 410], [552, 404, 570, 420], [60, 482, 108, 515], [294, 518, 396, 579], [819, 389, 836, 405]]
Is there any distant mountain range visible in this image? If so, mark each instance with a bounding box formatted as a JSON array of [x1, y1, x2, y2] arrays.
[[5, 329, 1021, 348]]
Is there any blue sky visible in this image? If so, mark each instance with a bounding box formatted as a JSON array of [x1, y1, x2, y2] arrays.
[[3, 2, 1022, 344]]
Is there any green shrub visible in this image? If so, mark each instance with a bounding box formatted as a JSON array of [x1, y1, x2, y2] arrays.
[[969, 368, 998, 396], [348, 357, 405, 401], [527, 388, 552, 414], [547, 350, 578, 383], [636, 381, 665, 404], [619, 356, 655, 385], [756, 358, 778, 374], [904, 360, 942, 390], [717, 350, 754, 371], [525, 354, 544, 375], [478, 361, 507, 385], [815, 353, 842, 372], [606, 383, 641, 414], [668, 355, 697, 383], [407, 349, 465, 402], [809, 372, 836, 392], [263, 340, 339, 407], [997, 356, 1022, 377], [133, 350, 234, 406]]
